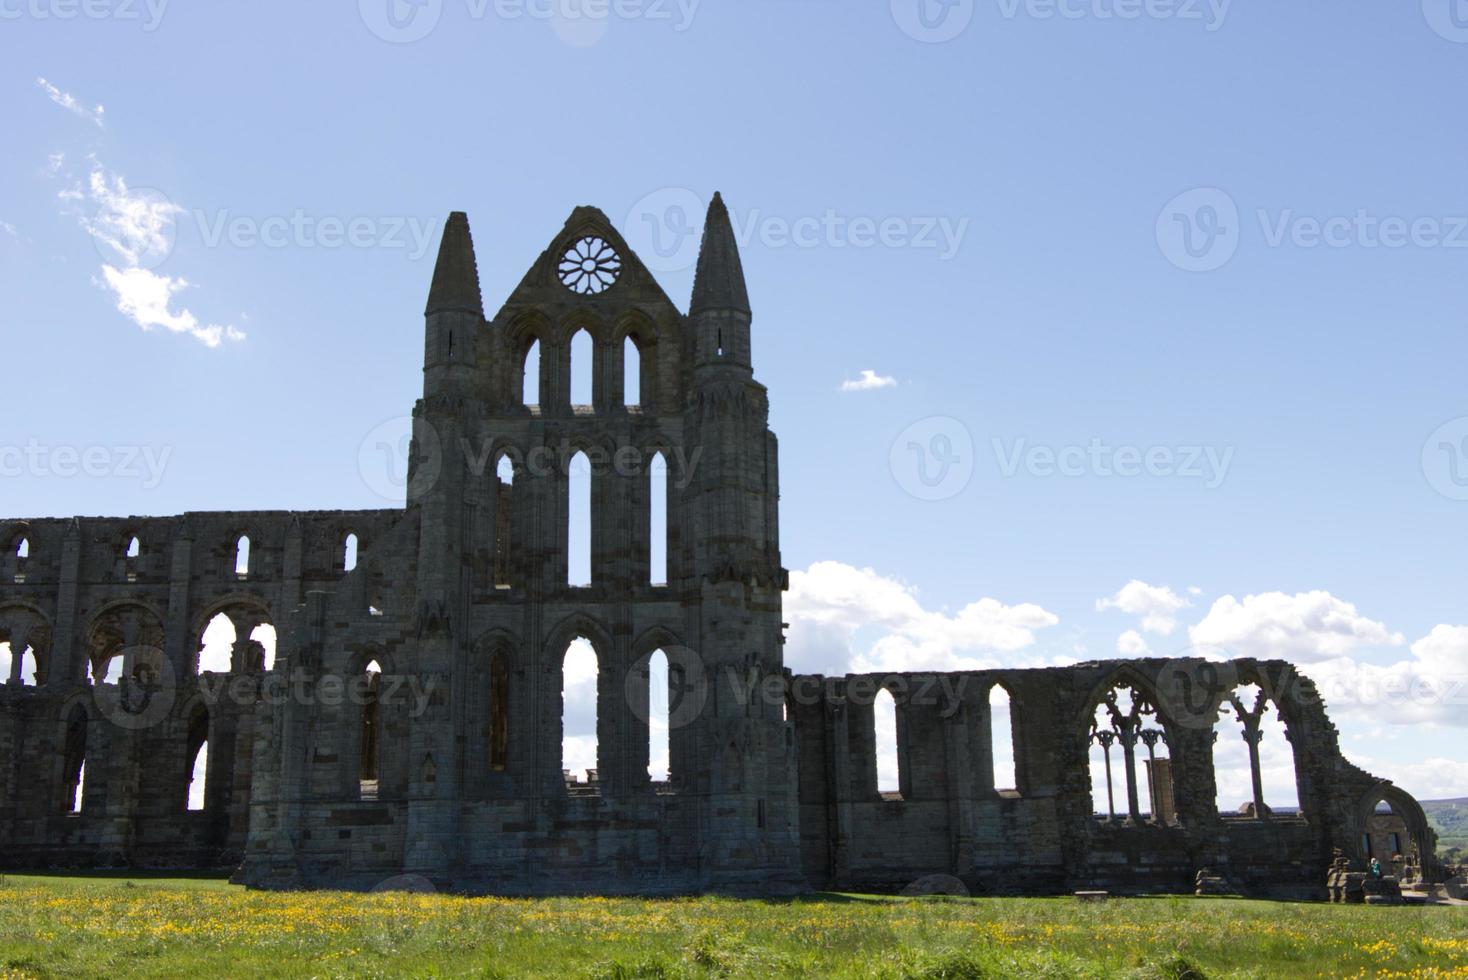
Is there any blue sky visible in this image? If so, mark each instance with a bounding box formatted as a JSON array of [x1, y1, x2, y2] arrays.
[[4, 0, 1468, 804]]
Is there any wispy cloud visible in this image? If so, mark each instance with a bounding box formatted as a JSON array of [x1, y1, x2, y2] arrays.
[[36, 77, 105, 129], [53, 158, 244, 348], [839, 370, 897, 392]]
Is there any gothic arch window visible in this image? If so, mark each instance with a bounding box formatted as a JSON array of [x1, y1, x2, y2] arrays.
[[570, 328, 593, 408], [1088, 681, 1177, 825], [561, 637, 599, 793], [567, 451, 592, 587], [359, 659, 382, 800], [0, 641, 38, 686], [489, 651, 510, 772], [649, 451, 668, 586], [493, 454, 515, 589], [342, 533, 359, 573], [62, 704, 88, 814], [624, 335, 641, 408], [11, 536, 29, 582], [522, 339, 541, 407], [990, 684, 1018, 794], [647, 648, 671, 784], [185, 705, 210, 812], [1212, 684, 1301, 819], [874, 686, 902, 800], [233, 535, 251, 578], [124, 535, 141, 581]]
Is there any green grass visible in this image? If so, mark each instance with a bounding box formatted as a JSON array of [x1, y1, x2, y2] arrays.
[[0, 874, 1463, 978]]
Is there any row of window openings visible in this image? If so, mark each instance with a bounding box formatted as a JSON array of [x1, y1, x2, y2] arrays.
[[356, 642, 675, 798], [520, 334, 644, 409], [7, 535, 360, 582], [61, 718, 212, 815], [499, 453, 669, 588], [873, 687, 1018, 799]]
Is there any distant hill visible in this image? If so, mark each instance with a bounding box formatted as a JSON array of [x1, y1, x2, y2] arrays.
[[1422, 799, 1468, 857]]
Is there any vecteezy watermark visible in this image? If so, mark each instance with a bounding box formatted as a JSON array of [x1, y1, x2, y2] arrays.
[[1423, 0, 1468, 43], [192, 211, 442, 261], [890, 0, 975, 43], [0, 0, 168, 30], [357, 416, 704, 504], [991, 437, 1235, 489], [359, 0, 701, 45], [1159, 187, 1468, 272], [890, 416, 976, 502], [625, 187, 971, 274], [1422, 417, 1468, 502], [0, 441, 171, 490], [198, 668, 439, 717], [1156, 187, 1240, 272], [891, 0, 1230, 42]]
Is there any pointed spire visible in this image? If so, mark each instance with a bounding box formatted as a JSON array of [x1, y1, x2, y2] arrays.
[[690, 192, 750, 317], [425, 211, 484, 317]]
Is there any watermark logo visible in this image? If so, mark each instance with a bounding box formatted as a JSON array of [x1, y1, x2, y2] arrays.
[[991, 437, 1235, 489], [1423, 0, 1468, 42], [85, 184, 179, 271], [192, 210, 441, 260], [625, 189, 971, 273], [359, 0, 700, 45], [1, 0, 169, 30], [890, 417, 975, 502], [891, 0, 975, 43], [358, 416, 443, 503], [623, 646, 708, 731], [0, 441, 172, 489], [625, 187, 703, 273], [359, 0, 443, 42], [994, 0, 1231, 30], [1423, 417, 1468, 501], [93, 646, 177, 731], [1156, 187, 1239, 273]]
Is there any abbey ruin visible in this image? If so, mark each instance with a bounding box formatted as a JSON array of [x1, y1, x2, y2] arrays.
[[0, 197, 1444, 897]]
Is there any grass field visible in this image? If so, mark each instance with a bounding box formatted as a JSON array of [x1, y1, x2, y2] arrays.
[[0, 875, 1464, 978]]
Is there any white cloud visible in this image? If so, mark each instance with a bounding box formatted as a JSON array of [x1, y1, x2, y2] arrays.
[[785, 560, 1058, 675], [80, 166, 180, 267], [1116, 630, 1151, 656], [36, 77, 104, 128], [1188, 591, 1402, 663], [1096, 580, 1191, 636], [839, 370, 897, 392], [99, 265, 245, 348], [1304, 624, 1468, 729], [0, 221, 16, 240], [53, 159, 243, 349]]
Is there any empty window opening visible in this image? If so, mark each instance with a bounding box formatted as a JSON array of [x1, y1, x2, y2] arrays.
[[63, 707, 87, 814], [570, 329, 593, 407], [717, 329, 724, 358], [234, 536, 251, 577], [186, 709, 209, 812], [198, 614, 236, 674], [990, 685, 1017, 793], [1, 642, 38, 686], [874, 687, 901, 798], [523, 340, 541, 407], [494, 455, 515, 589], [126, 536, 140, 559], [624, 336, 641, 407], [360, 659, 382, 799], [1213, 684, 1300, 818], [252, 623, 277, 672], [489, 653, 509, 771], [15, 537, 29, 560], [649, 452, 668, 586], [562, 638, 598, 790], [90, 654, 124, 685], [648, 648, 671, 784], [343, 533, 359, 573], [567, 451, 592, 587]]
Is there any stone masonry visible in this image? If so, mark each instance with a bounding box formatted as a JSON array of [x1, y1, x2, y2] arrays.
[[0, 197, 1441, 897]]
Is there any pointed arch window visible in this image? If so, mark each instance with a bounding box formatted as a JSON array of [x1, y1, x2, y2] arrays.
[[185, 706, 210, 812], [63, 706, 88, 814], [234, 536, 251, 578], [562, 638, 599, 793], [874, 687, 902, 800], [1213, 684, 1301, 819], [649, 452, 668, 586], [522, 339, 541, 407], [1089, 683, 1176, 825], [359, 660, 382, 800], [494, 455, 515, 589], [489, 652, 510, 772], [567, 451, 592, 587]]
